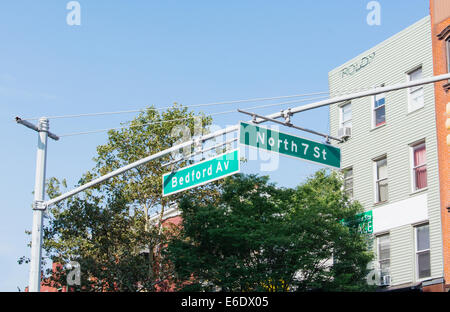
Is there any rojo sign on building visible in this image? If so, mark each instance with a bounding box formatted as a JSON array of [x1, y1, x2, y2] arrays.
[[239, 121, 341, 169]]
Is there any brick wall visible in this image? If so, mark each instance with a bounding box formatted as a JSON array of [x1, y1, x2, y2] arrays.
[[430, 0, 450, 291]]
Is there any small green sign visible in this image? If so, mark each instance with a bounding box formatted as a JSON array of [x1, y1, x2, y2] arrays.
[[341, 211, 373, 234], [162, 149, 240, 197], [239, 121, 341, 169]]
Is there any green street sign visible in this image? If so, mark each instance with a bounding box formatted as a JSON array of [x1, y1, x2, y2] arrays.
[[341, 211, 373, 234], [162, 149, 240, 197], [239, 121, 341, 169]]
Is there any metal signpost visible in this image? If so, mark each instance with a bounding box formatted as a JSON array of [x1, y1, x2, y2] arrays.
[[239, 121, 341, 169], [162, 149, 240, 197], [15, 117, 60, 292]]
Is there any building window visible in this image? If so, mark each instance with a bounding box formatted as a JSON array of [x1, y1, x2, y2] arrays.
[[407, 67, 424, 112], [411, 142, 427, 191], [415, 224, 431, 280], [373, 92, 386, 127], [342, 167, 353, 199], [377, 234, 390, 279], [443, 39, 450, 91], [447, 40, 450, 73], [374, 156, 388, 203], [340, 102, 352, 129]]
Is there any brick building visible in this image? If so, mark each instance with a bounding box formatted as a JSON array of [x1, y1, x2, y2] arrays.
[[430, 0, 450, 292]]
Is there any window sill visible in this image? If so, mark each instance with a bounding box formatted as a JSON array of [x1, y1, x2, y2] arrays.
[[410, 187, 428, 196], [416, 276, 432, 284], [370, 123, 387, 132], [373, 200, 389, 208], [337, 137, 351, 144], [443, 81, 450, 92]]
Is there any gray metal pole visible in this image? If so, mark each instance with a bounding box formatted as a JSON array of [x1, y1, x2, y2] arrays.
[[28, 118, 49, 292], [253, 72, 450, 123]]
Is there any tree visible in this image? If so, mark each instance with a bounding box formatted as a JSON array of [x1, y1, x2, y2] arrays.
[[20, 104, 222, 291], [42, 180, 160, 291], [80, 104, 214, 283], [165, 170, 374, 292]]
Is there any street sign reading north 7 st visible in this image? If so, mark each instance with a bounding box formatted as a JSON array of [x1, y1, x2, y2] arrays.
[[162, 149, 240, 197], [239, 121, 341, 168]]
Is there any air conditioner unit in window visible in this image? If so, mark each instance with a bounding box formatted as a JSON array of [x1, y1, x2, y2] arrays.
[[380, 275, 391, 286], [338, 127, 352, 140]]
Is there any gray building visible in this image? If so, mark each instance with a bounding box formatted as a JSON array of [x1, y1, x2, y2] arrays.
[[329, 16, 444, 290]]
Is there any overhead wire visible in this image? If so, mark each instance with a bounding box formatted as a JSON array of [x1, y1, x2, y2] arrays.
[[19, 85, 382, 123], [20, 85, 381, 138], [19, 91, 330, 121], [59, 110, 236, 137], [58, 95, 330, 137], [18, 84, 389, 123]]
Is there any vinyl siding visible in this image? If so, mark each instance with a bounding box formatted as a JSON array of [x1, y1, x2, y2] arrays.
[[390, 225, 414, 285], [328, 16, 443, 286]]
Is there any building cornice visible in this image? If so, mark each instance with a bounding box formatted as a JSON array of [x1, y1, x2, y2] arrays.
[[443, 82, 450, 92], [149, 206, 181, 223], [437, 25, 450, 40]]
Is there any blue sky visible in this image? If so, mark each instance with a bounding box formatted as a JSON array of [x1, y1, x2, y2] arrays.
[[0, 1, 429, 291]]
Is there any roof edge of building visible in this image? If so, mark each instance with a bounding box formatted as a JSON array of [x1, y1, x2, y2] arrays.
[[328, 15, 431, 77]]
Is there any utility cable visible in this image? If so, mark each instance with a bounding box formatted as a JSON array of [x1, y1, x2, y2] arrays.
[[19, 91, 330, 121], [58, 95, 329, 137]]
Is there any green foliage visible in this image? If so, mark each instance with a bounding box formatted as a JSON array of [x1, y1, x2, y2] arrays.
[[20, 104, 374, 292], [21, 105, 215, 291], [84, 104, 212, 212], [43, 184, 160, 291], [165, 170, 375, 292]]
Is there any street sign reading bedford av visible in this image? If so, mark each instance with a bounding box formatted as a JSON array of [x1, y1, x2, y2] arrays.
[[239, 121, 341, 169], [162, 149, 240, 196]]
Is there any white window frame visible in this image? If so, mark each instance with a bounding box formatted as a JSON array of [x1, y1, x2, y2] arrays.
[[342, 167, 353, 199], [377, 233, 390, 279], [446, 39, 450, 73], [372, 92, 386, 128], [410, 141, 427, 193], [339, 102, 352, 130], [414, 223, 431, 281], [407, 66, 424, 112], [373, 156, 388, 204]]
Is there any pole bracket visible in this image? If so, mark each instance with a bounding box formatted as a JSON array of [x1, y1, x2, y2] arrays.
[[32, 200, 47, 211], [15, 117, 60, 141], [237, 109, 343, 143], [194, 137, 203, 150], [281, 108, 293, 125]]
